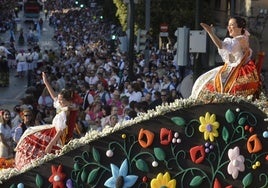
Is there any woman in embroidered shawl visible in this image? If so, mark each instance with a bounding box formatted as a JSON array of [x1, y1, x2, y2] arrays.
[[190, 16, 260, 99], [15, 72, 74, 170]]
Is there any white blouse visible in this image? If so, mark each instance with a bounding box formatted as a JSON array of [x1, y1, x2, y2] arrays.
[[52, 99, 68, 131], [218, 35, 252, 67]]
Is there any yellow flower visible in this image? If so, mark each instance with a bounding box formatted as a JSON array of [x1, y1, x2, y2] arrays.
[[150, 172, 176, 188], [199, 112, 219, 142]]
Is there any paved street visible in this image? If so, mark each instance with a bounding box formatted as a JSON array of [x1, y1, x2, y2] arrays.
[[0, 11, 58, 111]]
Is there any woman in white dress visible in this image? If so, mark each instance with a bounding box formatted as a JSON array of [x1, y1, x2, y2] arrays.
[[15, 73, 74, 170], [190, 16, 260, 99], [0, 109, 14, 158]]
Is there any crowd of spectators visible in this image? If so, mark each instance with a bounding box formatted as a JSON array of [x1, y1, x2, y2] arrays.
[[0, 0, 191, 156]]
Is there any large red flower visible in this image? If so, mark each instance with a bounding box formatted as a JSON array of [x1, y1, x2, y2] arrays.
[[48, 165, 66, 188]]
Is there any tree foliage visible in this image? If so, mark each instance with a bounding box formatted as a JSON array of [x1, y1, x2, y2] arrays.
[[111, 0, 212, 41], [112, 0, 128, 31]]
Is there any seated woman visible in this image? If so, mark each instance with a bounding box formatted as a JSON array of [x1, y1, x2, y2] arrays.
[[190, 16, 260, 99], [14, 73, 74, 170]]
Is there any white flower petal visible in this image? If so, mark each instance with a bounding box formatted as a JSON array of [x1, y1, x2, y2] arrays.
[[227, 163, 234, 174], [232, 169, 239, 179]]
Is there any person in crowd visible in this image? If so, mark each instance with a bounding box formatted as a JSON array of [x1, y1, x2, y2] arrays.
[[107, 89, 123, 115], [119, 68, 129, 86], [54, 72, 66, 92], [151, 73, 160, 92], [18, 29, 25, 46], [84, 100, 103, 131], [14, 79, 75, 170], [13, 109, 35, 145], [143, 92, 153, 106], [41, 50, 49, 67], [84, 69, 99, 86], [136, 101, 149, 114], [108, 76, 119, 91], [0, 47, 9, 87], [15, 49, 27, 78], [80, 82, 94, 111], [67, 85, 83, 141], [148, 91, 162, 110], [25, 48, 36, 87], [144, 77, 155, 98], [101, 105, 119, 129], [156, 62, 166, 79], [126, 83, 143, 103], [97, 72, 109, 90], [121, 108, 132, 121], [0, 109, 14, 158], [107, 114, 119, 127], [35, 87, 54, 125], [37, 87, 54, 111], [191, 16, 260, 99], [96, 81, 111, 106], [7, 42, 17, 70], [160, 89, 172, 105], [159, 75, 176, 91], [11, 105, 23, 129]]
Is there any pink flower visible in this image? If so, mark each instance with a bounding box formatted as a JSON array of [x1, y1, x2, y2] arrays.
[[227, 147, 245, 179]]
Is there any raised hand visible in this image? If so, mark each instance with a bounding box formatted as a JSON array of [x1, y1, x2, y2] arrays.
[[200, 23, 214, 34]]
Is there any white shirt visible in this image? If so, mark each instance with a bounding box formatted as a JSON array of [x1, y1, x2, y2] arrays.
[[0, 123, 12, 141], [128, 91, 142, 103]]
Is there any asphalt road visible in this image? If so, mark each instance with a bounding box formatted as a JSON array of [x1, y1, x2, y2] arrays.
[[0, 11, 58, 111]]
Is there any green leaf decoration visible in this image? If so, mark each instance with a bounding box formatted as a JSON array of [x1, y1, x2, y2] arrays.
[[135, 159, 149, 172], [74, 162, 80, 171], [35, 174, 43, 188], [242, 172, 253, 187], [225, 109, 235, 123], [154, 147, 166, 161], [82, 151, 90, 159], [222, 126, 229, 143], [238, 117, 246, 126], [92, 147, 100, 162], [81, 168, 88, 183], [9, 184, 16, 188], [189, 175, 203, 187], [171, 117, 186, 127], [87, 168, 100, 184]]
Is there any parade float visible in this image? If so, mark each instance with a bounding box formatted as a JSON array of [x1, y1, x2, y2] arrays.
[[0, 92, 268, 188]]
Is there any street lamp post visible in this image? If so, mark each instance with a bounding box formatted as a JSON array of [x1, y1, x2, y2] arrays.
[[144, 0, 150, 67], [125, 0, 137, 81]]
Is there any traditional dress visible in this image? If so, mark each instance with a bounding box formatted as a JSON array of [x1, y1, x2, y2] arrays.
[[0, 124, 13, 158], [15, 99, 68, 170], [190, 34, 260, 99]]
